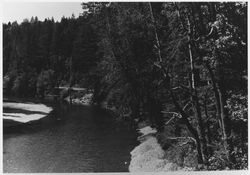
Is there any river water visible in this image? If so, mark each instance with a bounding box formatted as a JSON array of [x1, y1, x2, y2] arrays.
[[3, 101, 138, 173]]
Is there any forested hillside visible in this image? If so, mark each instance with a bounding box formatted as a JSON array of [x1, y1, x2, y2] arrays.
[[3, 2, 247, 170], [3, 14, 99, 97]]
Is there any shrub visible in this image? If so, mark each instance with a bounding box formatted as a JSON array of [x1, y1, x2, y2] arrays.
[[36, 69, 55, 97]]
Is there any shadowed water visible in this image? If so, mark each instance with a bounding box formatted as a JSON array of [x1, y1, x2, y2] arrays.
[[3, 101, 138, 173]]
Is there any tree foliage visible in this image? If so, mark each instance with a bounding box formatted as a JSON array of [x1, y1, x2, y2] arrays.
[[3, 2, 247, 170]]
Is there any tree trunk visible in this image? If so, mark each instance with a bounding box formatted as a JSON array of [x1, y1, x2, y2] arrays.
[[190, 1, 229, 160], [147, 2, 165, 130], [187, 16, 208, 163], [204, 61, 229, 162], [148, 2, 162, 63], [170, 90, 204, 164], [203, 94, 213, 156]]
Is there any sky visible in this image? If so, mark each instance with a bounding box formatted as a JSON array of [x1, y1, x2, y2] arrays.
[[2, 2, 83, 23]]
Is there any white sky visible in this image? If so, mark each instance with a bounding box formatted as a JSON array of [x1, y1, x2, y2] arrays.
[[2, 2, 83, 23]]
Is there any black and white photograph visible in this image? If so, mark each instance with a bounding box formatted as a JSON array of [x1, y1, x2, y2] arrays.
[[1, 0, 248, 173]]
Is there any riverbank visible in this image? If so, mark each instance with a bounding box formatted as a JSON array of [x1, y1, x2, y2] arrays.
[[129, 123, 196, 172], [61, 90, 198, 172], [64, 93, 93, 105]]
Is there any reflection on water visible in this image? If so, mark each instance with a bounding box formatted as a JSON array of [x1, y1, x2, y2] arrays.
[[3, 100, 138, 173], [3, 101, 52, 123]]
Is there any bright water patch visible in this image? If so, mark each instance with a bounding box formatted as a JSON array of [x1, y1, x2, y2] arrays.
[[3, 102, 53, 113], [3, 113, 46, 123], [3, 102, 52, 123]]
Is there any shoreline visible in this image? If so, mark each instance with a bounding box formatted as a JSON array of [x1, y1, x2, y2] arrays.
[[64, 92, 93, 106], [129, 124, 195, 172]]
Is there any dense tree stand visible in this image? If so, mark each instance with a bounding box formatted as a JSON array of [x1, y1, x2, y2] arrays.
[[3, 2, 247, 170]]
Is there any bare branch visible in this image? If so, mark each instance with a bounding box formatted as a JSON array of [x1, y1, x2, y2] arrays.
[[166, 136, 197, 146], [183, 100, 192, 111]]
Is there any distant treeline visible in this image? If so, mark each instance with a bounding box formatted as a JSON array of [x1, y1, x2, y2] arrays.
[[3, 2, 247, 170], [3, 15, 99, 97]]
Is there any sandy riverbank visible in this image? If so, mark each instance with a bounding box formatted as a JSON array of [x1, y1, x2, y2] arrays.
[[129, 125, 194, 172]]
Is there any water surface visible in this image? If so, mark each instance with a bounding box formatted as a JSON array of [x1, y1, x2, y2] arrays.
[[3, 101, 137, 173]]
